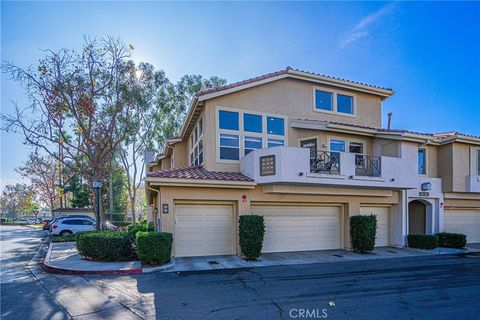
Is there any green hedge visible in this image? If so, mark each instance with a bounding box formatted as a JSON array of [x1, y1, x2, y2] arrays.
[[76, 231, 133, 261], [407, 234, 438, 249], [127, 222, 154, 242], [436, 232, 466, 248], [239, 215, 265, 260], [136, 232, 173, 265], [350, 215, 377, 253]]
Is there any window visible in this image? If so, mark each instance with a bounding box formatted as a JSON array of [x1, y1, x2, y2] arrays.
[[268, 138, 284, 148], [190, 118, 204, 166], [220, 134, 239, 160], [329, 139, 346, 152], [219, 110, 239, 130], [477, 150, 480, 175], [301, 139, 318, 159], [314, 88, 355, 116], [337, 94, 353, 114], [267, 117, 285, 135], [217, 109, 286, 161], [349, 142, 364, 154], [62, 219, 82, 225], [244, 113, 262, 133], [315, 90, 333, 111], [245, 136, 262, 155], [418, 149, 426, 175]]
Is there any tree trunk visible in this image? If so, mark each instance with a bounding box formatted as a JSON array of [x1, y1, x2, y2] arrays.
[[130, 195, 136, 224], [109, 174, 113, 221]]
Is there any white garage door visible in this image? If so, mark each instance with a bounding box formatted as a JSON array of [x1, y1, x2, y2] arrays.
[[175, 204, 234, 257], [444, 209, 480, 243], [360, 207, 389, 247], [251, 205, 341, 253]]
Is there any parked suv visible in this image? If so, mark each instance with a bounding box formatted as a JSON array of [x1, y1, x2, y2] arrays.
[[51, 217, 96, 237]]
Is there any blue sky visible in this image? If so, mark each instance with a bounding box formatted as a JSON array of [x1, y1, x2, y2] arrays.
[[1, 1, 479, 189]]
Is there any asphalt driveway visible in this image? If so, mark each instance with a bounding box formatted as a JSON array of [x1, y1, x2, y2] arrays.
[[2, 225, 480, 320]]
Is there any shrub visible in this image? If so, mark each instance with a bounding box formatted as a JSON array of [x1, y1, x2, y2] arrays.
[[136, 232, 173, 265], [436, 232, 466, 248], [407, 234, 438, 249], [239, 215, 265, 260], [52, 234, 75, 242], [76, 231, 133, 261], [127, 222, 154, 241], [350, 215, 377, 253]]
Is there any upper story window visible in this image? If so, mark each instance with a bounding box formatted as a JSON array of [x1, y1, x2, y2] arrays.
[[337, 94, 353, 114], [315, 90, 333, 111], [244, 113, 262, 133], [314, 88, 355, 116], [267, 117, 285, 135], [418, 149, 426, 175], [219, 110, 239, 130], [477, 149, 480, 175], [190, 118, 204, 166], [217, 108, 287, 161]]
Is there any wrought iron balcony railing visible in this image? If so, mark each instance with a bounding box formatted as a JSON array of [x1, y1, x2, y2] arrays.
[[355, 154, 381, 177], [310, 151, 341, 174]]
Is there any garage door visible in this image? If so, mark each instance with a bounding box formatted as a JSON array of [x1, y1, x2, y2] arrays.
[[175, 204, 234, 257], [251, 205, 341, 253], [444, 209, 480, 243], [360, 207, 389, 247]]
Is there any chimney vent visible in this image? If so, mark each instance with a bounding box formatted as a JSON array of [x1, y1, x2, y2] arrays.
[[387, 112, 393, 130]]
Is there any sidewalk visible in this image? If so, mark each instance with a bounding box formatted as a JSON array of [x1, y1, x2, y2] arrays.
[[44, 242, 143, 275], [45, 241, 480, 275]]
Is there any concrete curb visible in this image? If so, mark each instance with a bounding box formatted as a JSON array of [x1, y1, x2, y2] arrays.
[[142, 259, 176, 273], [42, 243, 143, 275]]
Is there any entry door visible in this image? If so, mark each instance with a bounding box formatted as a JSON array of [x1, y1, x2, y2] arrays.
[[175, 204, 234, 257], [301, 139, 317, 160], [408, 201, 426, 234]]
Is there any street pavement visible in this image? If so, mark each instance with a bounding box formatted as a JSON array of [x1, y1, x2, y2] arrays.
[[1, 225, 480, 320]]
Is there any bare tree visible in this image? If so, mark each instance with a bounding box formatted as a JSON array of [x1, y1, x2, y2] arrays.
[[1, 37, 136, 229]]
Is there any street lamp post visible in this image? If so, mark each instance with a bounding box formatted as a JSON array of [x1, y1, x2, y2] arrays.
[[92, 180, 103, 231]]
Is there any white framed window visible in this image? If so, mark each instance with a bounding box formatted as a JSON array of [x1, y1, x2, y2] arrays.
[[189, 118, 204, 166], [477, 149, 480, 175], [418, 148, 426, 175], [216, 107, 287, 162], [313, 87, 356, 116]]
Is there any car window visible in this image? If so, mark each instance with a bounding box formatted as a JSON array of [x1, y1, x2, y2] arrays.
[[83, 220, 94, 225], [62, 219, 82, 225]]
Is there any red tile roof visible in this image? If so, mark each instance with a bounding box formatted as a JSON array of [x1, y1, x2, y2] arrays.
[[296, 119, 480, 140], [196, 67, 392, 97], [147, 166, 254, 182]]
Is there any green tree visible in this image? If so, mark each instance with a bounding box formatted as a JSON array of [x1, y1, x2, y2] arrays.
[[0, 183, 38, 219], [64, 173, 91, 208]]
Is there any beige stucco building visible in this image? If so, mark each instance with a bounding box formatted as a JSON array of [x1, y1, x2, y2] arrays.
[[145, 67, 480, 258]]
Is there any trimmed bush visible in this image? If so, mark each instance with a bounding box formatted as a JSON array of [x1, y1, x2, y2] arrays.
[[407, 234, 438, 249], [127, 222, 154, 241], [436, 232, 466, 248], [136, 232, 173, 265], [350, 215, 377, 253], [239, 215, 265, 260], [76, 231, 133, 261]]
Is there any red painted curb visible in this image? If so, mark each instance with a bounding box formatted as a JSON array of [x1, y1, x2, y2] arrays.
[[43, 243, 143, 275]]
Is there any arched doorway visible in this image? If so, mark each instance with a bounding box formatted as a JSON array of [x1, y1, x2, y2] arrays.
[[409, 200, 426, 234]]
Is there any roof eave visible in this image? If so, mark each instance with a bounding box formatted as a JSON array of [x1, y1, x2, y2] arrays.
[[146, 177, 257, 189]]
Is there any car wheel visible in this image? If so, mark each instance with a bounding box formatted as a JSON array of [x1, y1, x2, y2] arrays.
[[59, 230, 73, 237]]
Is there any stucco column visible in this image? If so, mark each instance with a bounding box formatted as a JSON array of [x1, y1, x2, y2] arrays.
[[392, 190, 407, 247]]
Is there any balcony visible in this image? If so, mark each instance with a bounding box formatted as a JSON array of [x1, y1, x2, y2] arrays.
[[240, 146, 430, 190]]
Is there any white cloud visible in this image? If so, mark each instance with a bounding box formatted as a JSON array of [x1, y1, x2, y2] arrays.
[[340, 3, 397, 49]]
